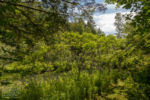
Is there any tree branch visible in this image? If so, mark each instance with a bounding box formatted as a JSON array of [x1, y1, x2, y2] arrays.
[[0, 0, 68, 15], [0, 56, 18, 61]]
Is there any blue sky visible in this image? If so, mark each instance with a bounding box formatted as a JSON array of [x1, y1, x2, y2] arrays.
[[94, 0, 129, 34]]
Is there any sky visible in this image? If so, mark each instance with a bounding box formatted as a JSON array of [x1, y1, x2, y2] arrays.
[[94, 0, 129, 34]]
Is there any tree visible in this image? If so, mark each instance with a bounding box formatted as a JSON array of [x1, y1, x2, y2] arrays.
[[114, 13, 124, 38], [0, 0, 107, 63], [105, 0, 150, 52], [70, 18, 85, 34], [105, 0, 150, 99], [96, 28, 104, 35]]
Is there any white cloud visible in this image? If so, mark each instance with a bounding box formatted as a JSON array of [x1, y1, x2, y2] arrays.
[[94, 13, 116, 34], [106, 4, 117, 9], [94, 11, 130, 34]]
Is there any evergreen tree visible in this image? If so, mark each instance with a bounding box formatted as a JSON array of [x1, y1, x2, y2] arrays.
[[114, 13, 124, 38]]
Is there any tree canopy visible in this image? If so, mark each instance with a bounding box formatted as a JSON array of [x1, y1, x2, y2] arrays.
[[0, 0, 150, 99]]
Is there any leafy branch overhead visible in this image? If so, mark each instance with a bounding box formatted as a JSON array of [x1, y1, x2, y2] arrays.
[[0, 0, 150, 99], [0, 0, 106, 61]]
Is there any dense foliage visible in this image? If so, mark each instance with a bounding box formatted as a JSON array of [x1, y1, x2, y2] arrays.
[[0, 0, 150, 100]]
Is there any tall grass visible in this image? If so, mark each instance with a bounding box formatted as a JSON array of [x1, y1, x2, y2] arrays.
[[3, 68, 148, 100], [19, 69, 119, 100]]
